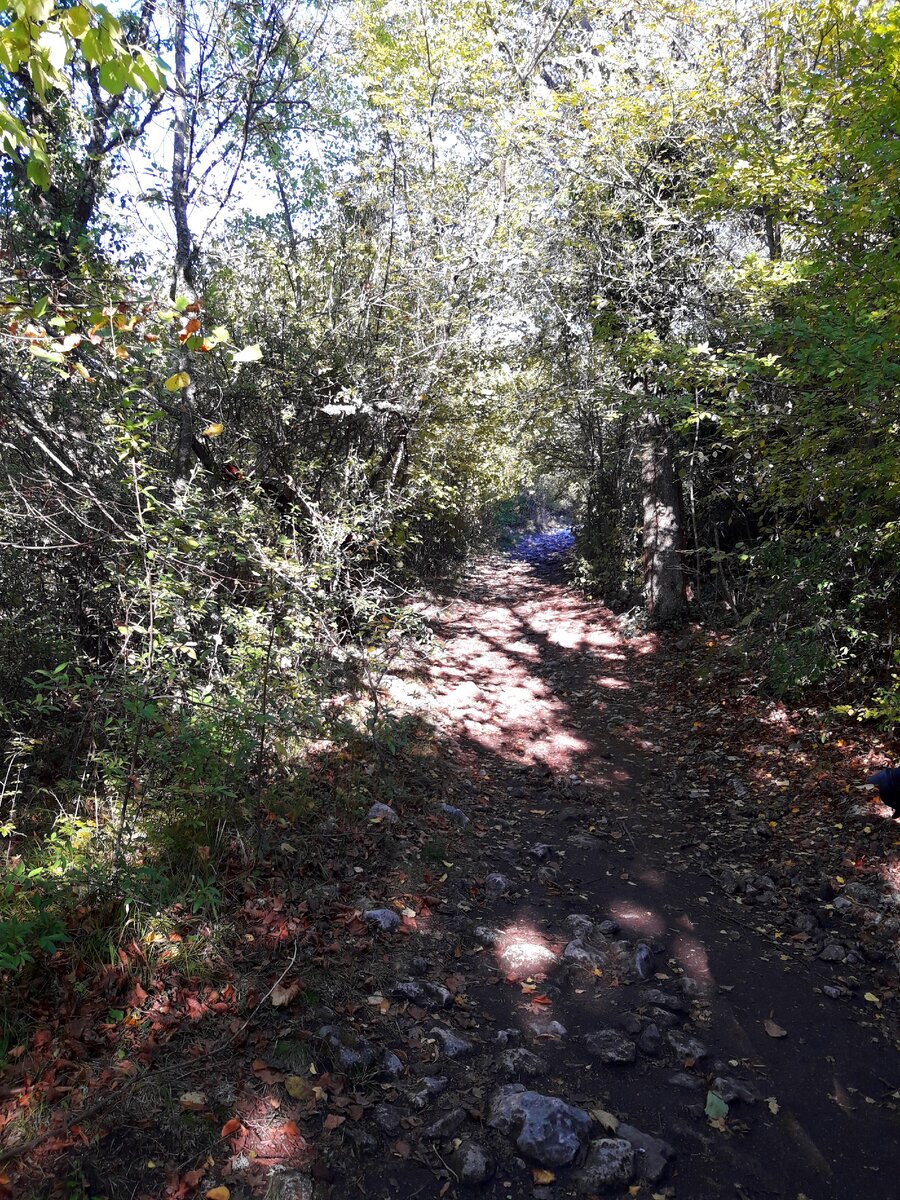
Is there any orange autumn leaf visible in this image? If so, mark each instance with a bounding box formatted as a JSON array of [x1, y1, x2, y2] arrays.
[[221, 1118, 241, 1137]]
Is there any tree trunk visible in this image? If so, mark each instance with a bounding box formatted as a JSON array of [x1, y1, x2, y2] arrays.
[[171, 0, 196, 490], [641, 409, 685, 625]]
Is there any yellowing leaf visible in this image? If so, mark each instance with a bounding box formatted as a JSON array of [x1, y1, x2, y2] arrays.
[[532, 1168, 555, 1184], [591, 1108, 619, 1132], [285, 1075, 314, 1101], [766, 1096, 780, 1115], [205, 1189, 230, 1200], [200, 422, 224, 438], [863, 992, 882, 1008], [232, 343, 263, 364], [164, 372, 191, 391]]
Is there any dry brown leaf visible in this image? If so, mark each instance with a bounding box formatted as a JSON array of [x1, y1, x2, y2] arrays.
[[764, 1019, 787, 1038], [532, 1168, 555, 1184], [179, 1091, 207, 1112], [323, 1113, 345, 1131]]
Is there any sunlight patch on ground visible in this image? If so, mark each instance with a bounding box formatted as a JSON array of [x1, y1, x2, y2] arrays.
[[608, 901, 666, 937], [495, 923, 559, 979]]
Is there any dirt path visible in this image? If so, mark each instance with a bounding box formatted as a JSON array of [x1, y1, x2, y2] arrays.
[[6, 549, 899, 1200], [352, 550, 900, 1200]]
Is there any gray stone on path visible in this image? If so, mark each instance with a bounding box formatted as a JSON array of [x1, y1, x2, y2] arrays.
[[638, 1022, 662, 1056], [524, 1015, 567, 1040], [316, 1025, 375, 1072], [363, 907, 400, 932], [368, 802, 398, 823], [573, 1138, 635, 1193], [447, 1140, 494, 1186], [424, 1107, 468, 1139], [819, 942, 847, 962], [431, 1026, 474, 1058], [267, 1170, 314, 1200], [564, 914, 595, 939], [634, 943, 654, 980], [712, 1075, 757, 1104], [667, 1029, 708, 1060], [392, 979, 451, 1007], [374, 1102, 401, 1133], [668, 1072, 702, 1091], [441, 803, 470, 827], [381, 1050, 404, 1079], [584, 1029, 636, 1063], [488, 1085, 591, 1167], [563, 938, 609, 969], [411, 1076, 448, 1109], [616, 1123, 675, 1183], [499, 1047, 546, 1078], [474, 925, 503, 948], [485, 872, 513, 898]]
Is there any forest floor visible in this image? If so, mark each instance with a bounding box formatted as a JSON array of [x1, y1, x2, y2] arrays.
[[3, 535, 900, 1200]]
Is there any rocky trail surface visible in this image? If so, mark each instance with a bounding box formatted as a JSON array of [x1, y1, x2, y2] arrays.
[[5, 540, 900, 1200]]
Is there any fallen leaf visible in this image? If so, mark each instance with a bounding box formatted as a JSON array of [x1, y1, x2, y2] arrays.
[[179, 1091, 207, 1112], [532, 1168, 556, 1184], [205, 1190, 229, 1200], [271, 982, 298, 1008], [763, 1019, 787, 1038], [392, 1139, 411, 1158], [766, 1096, 780, 1115], [323, 1113, 345, 1131], [705, 1091, 729, 1121], [221, 1118, 241, 1137], [591, 1108, 619, 1133], [863, 992, 882, 1008], [285, 1075, 315, 1101]]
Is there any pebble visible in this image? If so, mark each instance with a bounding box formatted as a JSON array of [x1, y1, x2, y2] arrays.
[[411, 1075, 449, 1109], [565, 913, 595, 938], [441, 803, 470, 827], [819, 943, 847, 962], [499, 1047, 546, 1078], [424, 1107, 467, 1139], [616, 1123, 675, 1183], [431, 1026, 474, 1058], [488, 1085, 591, 1167], [374, 1102, 401, 1133], [474, 925, 503, 948], [583, 1029, 636, 1064], [392, 980, 451, 1007], [381, 1050, 404, 1079], [363, 908, 401, 932], [447, 1140, 494, 1185], [367, 802, 398, 823], [598, 919, 620, 936], [563, 938, 609, 968], [529, 842, 552, 861], [668, 1071, 702, 1090], [485, 872, 513, 898], [823, 984, 845, 1000], [524, 1016, 568, 1040], [573, 1138, 635, 1193], [667, 1030, 708, 1060], [634, 943, 654, 980], [267, 1171, 314, 1200], [712, 1076, 757, 1104], [641, 989, 687, 1012], [316, 1025, 375, 1072], [495, 1028, 522, 1046], [638, 1022, 662, 1056]]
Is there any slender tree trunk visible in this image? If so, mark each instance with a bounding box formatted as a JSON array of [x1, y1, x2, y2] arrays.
[[641, 408, 685, 625], [171, 0, 196, 490]]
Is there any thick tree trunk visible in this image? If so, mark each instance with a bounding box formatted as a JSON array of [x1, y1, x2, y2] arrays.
[[641, 410, 685, 625]]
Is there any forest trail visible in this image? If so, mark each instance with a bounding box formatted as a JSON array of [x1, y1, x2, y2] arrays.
[[359, 538, 900, 1200], [6, 540, 900, 1200]]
